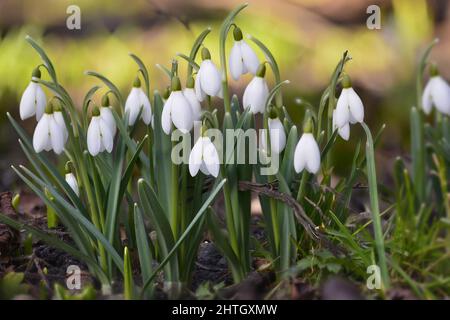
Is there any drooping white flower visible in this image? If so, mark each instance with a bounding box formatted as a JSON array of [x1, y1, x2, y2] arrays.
[[20, 68, 46, 121], [51, 101, 68, 144], [229, 27, 259, 80], [188, 136, 220, 178], [332, 110, 350, 141], [65, 172, 79, 196], [334, 76, 364, 129], [161, 76, 194, 135], [100, 95, 117, 136], [87, 107, 114, 156], [243, 64, 270, 114], [294, 132, 321, 174], [32, 106, 65, 155], [260, 116, 286, 154], [183, 76, 202, 121], [195, 48, 222, 101], [422, 65, 450, 115], [124, 77, 152, 126]]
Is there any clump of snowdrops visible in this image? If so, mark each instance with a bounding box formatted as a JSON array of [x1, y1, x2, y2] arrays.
[[1, 4, 449, 299]]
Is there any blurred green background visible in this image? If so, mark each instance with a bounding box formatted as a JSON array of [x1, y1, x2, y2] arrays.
[[0, 0, 449, 188]]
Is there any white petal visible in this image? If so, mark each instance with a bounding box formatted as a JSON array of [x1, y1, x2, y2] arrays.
[[53, 111, 68, 143], [139, 89, 152, 124], [268, 118, 286, 154], [35, 84, 46, 121], [422, 79, 433, 114], [171, 92, 193, 133], [229, 42, 244, 80], [188, 138, 204, 177], [199, 60, 222, 97], [202, 138, 220, 177], [100, 107, 116, 136], [20, 82, 37, 120], [195, 70, 206, 102], [124, 88, 140, 126], [338, 123, 350, 141], [335, 89, 350, 128], [99, 119, 114, 153], [199, 162, 210, 175], [49, 116, 64, 154], [183, 88, 202, 121], [347, 87, 364, 123], [33, 114, 50, 153], [303, 133, 321, 174], [240, 40, 260, 75], [65, 173, 79, 196], [243, 77, 269, 114], [87, 117, 101, 156], [293, 137, 306, 173], [161, 94, 174, 135], [430, 76, 450, 115]]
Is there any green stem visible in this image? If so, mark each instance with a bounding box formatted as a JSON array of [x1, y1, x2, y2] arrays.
[[361, 122, 390, 290], [170, 140, 179, 240]]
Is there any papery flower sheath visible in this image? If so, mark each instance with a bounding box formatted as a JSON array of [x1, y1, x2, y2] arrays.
[[161, 76, 194, 135], [422, 65, 450, 115], [195, 47, 222, 101], [87, 106, 114, 156], [188, 136, 220, 178], [124, 77, 152, 126], [243, 64, 269, 114], [33, 104, 65, 155], [229, 27, 259, 80], [20, 68, 46, 121]]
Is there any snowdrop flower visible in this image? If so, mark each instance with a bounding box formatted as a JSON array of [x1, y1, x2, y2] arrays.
[[20, 68, 46, 121], [422, 64, 450, 115], [64, 162, 79, 196], [195, 47, 222, 101], [87, 106, 114, 156], [243, 64, 270, 114], [294, 120, 321, 174], [161, 76, 194, 135], [52, 101, 68, 144], [229, 27, 259, 80], [334, 75, 364, 129], [33, 104, 65, 155], [124, 77, 152, 126], [332, 110, 350, 141], [100, 94, 117, 136], [260, 112, 286, 154], [183, 76, 202, 121], [188, 134, 220, 178]]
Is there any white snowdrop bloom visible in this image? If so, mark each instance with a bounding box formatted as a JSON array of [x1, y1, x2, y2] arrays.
[[422, 66, 450, 115], [32, 107, 65, 155], [229, 27, 259, 80], [294, 132, 321, 174], [100, 95, 117, 136], [161, 77, 194, 135], [243, 64, 270, 114], [195, 48, 222, 101], [188, 136, 220, 178], [51, 101, 68, 144], [87, 107, 114, 156], [334, 76, 364, 129], [20, 68, 46, 121], [332, 110, 350, 141], [260, 117, 286, 154], [183, 77, 202, 121], [124, 77, 152, 126], [65, 172, 79, 196]]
